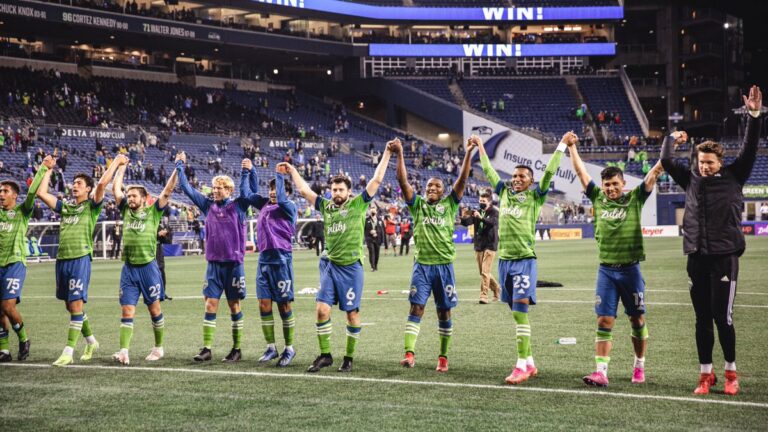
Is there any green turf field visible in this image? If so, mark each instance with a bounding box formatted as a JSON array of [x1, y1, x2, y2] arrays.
[[1, 237, 767, 431]]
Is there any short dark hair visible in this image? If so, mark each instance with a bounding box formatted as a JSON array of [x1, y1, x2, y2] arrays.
[[514, 165, 534, 179], [329, 175, 351, 189], [479, 190, 492, 199], [269, 178, 294, 195], [600, 166, 624, 181], [696, 141, 724, 160], [73, 173, 95, 190], [0, 180, 20, 195], [126, 185, 148, 198]]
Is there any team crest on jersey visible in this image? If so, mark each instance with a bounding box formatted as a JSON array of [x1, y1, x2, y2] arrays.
[[435, 204, 445, 214], [136, 210, 148, 220], [75, 205, 85, 214], [6, 210, 15, 219], [515, 194, 527, 203], [595, 295, 602, 306], [339, 208, 349, 217]]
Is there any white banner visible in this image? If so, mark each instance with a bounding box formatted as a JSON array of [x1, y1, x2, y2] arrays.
[[462, 111, 658, 225], [641, 225, 680, 238]]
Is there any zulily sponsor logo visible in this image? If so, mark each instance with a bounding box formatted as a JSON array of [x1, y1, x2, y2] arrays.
[[423, 216, 446, 225], [62, 215, 80, 225], [757, 226, 768, 236], [600, 208, 627, 221], [501, 206, 524, 218], [125, 221, 147, 232], [327, 222, 347, 234], [0, 222, 13, 232]]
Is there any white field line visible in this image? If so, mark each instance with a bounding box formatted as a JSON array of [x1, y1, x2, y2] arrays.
[[3, 362, 767, 410]]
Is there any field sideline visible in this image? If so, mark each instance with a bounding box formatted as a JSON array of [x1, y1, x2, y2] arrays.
[[1, 237, 767, 431]]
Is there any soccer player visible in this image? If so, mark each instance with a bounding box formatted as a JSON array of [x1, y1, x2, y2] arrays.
[[477, 132, 574, 384], [279, 142, 392, 373], [391, 137, 474, 373], [569, 138, 664, 387], [38, 154, 126, 366], [0, 159, 50, 362], [240, 159, 298, 367], [660, 86, 762, 395], [111, 156, 178, 365], [176, 152, 251, 363]]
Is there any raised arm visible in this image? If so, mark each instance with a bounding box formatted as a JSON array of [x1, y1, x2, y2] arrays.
[[275, 171, 297, 223], [94, 154, 127, 204], [278, 162, 317, 207], [730, 85, 763, 184], [365, 143, 392, 198], [643, 160, 664, 193], [112, 158, 128, 205], [567, 140, 592, 190], [22, 162, 49, 214], [539, 132, 575, 193], [36, 155, 58, 210], [175, 151, 210, 213], [452, 138, 477, 200], [156, 169, 178, 209], [240, 158, 253, 197], [476, 135, 502, 192], [391, 139, 414, 203], [660, 130, 691, 189]]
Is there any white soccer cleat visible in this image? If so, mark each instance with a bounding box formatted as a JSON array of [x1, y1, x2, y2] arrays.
[[145, 347, 164, 361], [112, 349, 130, 365]]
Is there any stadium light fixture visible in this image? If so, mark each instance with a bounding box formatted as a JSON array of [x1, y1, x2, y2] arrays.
[[326, 70, 332, 76], [438, 133, 450, 140], [723, 22, 730, 29], [273, 68, 279, 75]]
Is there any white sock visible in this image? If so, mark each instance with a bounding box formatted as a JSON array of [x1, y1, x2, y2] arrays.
[[85, 335, 97, 344], [120, 348, 129, 355], [725, 361, 736, 372], [700, 363, 713, 374], [63, 346, 74, 356], [285, 345, 294, 352], [0, 349, 9, 354], [516, 358, 527, 370], [596, 362, 609, 375], [267, 343, 276, 349], [634, 356, 645, 369], [526, 356, 535, 367]]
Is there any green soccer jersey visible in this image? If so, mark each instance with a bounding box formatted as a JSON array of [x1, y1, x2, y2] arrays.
[[56, 199, 103, 260], [407, 193, 460, 265], [0, 166, 47, 267], [481, 151, 563, 261], [316, 193, 371, 266], [120, 199, 164, 265], [587, 181, 649, 264]]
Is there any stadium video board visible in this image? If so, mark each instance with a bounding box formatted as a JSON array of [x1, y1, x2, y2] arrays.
[[253, 0, 623, 22], [368, 43, 616, 57]]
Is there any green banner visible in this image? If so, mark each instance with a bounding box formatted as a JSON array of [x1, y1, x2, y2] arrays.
[[743, 185, 768, 198]]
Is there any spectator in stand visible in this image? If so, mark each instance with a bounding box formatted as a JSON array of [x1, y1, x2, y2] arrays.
[[365, 207, 385, 271], [761, 202, 768, 221], [399, 217, 412, 256]]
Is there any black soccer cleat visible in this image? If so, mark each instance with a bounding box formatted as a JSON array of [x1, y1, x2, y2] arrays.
[[18, 340, 30, 361], [337, 356, 353, 373], [222, 348, 242, 363], [0, 351, 11, 362], [193, 347, 212, 362], [306, 354, 333, 373]]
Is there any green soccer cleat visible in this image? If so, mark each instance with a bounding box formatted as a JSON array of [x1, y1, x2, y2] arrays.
[[52, 354, 74, 367], [80, 341, 100, 361]]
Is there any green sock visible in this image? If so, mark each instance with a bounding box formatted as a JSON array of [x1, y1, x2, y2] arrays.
[[119, 319, 134, 350], [151, 314, 165, 348], [203, 313, 216, 349], [12, 323, 28, 343], [81, 314, 93, 338], [316, 319, 332, 354], [67, 313, 84, 349], [0, 328, 9, 352], [345, 323, 361, 358], [404, 315, 421, 353], [280, 311, 295, 347], [438, 319, 453, 358], [512, 311, 531, 362], [260, 312, 275, 345], [231, 312, 243, 349]]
